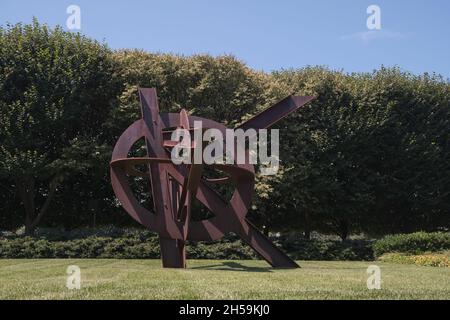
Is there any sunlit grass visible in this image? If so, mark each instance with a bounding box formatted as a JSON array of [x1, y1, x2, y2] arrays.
[[0, 259, 448, 299]]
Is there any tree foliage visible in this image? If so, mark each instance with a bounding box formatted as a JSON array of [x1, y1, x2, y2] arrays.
[[0, 20, 120, 233], [270, 67, 450, 238], [1, 21, 449, 238]]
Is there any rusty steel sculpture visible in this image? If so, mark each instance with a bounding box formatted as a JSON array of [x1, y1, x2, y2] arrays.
[[110, 88, 314, 268]]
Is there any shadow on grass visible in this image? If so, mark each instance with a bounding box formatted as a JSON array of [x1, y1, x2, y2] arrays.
[[190, 261, 273, 273]]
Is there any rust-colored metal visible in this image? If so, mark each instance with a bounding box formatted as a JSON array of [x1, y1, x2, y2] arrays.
[[110, 88, 314, 268]]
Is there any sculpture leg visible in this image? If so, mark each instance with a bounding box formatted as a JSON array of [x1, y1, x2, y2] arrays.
[[160, 237, 186, 268], [235, 219, 299, 268]]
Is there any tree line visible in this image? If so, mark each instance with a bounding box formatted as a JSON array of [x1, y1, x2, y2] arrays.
[[1, 20, 449, 238]]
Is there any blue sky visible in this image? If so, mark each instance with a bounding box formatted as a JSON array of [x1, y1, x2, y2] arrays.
[[1, 0, 449, 78]]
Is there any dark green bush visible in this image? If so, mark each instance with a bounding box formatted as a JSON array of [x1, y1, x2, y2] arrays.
[[373, 232, 450, 257], [276, 237, 374, 261], [0, 230, 374, 260]]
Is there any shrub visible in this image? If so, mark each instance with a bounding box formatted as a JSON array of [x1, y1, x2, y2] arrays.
[[373, 232, 450, 257], [0, 230, 374, 260], [410, 253, 450, 267], [379, 252, 450, 268], [276, 237, 374, 261]]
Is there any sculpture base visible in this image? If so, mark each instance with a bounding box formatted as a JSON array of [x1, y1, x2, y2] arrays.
[[160, 237, 186, 268]]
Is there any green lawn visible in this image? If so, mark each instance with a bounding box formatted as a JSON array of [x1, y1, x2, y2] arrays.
[[0, 259, 448, 299]]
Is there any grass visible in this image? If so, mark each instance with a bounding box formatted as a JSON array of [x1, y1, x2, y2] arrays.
[[0, 259, 449, 299]]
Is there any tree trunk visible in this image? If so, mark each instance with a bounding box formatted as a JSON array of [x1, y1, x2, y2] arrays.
[[303, 210, 311, 239], [16, 177, 57, 236], [337, 219, 349, 241], [17, 177, 36, 235]]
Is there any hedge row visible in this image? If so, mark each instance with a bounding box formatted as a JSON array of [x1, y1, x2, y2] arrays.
[[2, 230, 448, 260], [0, 231, 373, 260], [275, 237, 374, 261], [0, 236, 258, 260], [373, 232, 450, 257]]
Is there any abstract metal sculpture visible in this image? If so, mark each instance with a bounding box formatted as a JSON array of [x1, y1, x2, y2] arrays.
[[110, 88, 314, 268]]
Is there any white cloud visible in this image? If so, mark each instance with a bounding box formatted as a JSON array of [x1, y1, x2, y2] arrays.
[[341, 29, 407, 44]]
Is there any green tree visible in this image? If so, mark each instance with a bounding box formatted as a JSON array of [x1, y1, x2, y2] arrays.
[[108, 51, 270, 132], [272, 66, 450, 239], [0, 20, 120, 234]]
